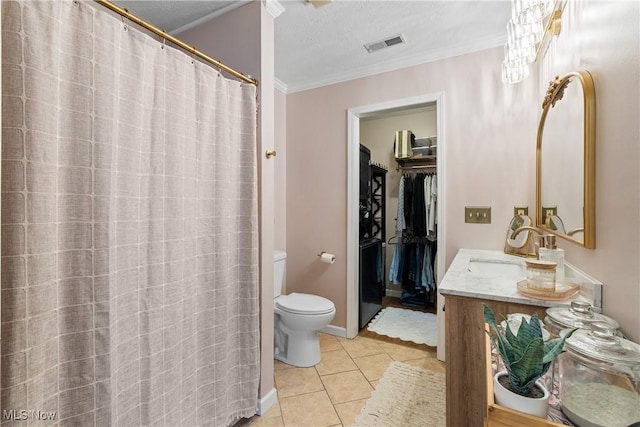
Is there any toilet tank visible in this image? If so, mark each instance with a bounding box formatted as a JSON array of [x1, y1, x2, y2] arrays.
[[273, 250, 287, 299]]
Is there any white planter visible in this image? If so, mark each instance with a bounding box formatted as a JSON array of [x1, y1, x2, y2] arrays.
[[493, 371, 550, 419]]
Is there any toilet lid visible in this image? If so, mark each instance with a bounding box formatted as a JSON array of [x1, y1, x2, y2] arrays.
[[276, 293, 335, 315]]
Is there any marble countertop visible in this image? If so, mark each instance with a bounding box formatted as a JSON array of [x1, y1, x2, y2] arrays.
[[438, 248, 602, 309]]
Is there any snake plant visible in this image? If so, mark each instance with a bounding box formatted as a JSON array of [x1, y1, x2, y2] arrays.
[[483, 304, 576, 397]]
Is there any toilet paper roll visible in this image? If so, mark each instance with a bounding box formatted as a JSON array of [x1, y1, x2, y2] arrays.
[[320, 252, 336, 264]]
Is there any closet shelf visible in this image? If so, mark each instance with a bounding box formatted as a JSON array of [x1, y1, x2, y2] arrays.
[[396, 156, 436, 171], [415, 136, 437, 146], [397, 156, 436, 164]]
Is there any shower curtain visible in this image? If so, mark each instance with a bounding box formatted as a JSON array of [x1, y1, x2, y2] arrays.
[[1, 1, 259, 426]]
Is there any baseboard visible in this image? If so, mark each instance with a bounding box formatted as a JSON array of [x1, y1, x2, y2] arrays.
[[256, 387, 278, 416], [321, 324, 347, 338], [385, 288, 402, 298]]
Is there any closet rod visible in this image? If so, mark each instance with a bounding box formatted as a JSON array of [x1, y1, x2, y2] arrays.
[[94, 0, 259, 86], [396, 165, 437, 172]]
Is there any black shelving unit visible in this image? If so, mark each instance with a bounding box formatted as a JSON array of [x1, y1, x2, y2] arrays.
[[358, 156, 388, 329], [370, 164, 387, 241]]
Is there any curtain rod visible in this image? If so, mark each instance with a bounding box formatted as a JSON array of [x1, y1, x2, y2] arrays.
[[94, 0, 259, 86]]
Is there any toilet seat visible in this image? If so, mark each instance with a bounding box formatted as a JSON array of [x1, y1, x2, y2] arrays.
[[276, 292, 335, 315]]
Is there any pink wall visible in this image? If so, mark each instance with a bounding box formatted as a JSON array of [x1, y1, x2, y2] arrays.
[[179, 4, 261, 82], [541, 0, 639, 340], [285, 1, 640, 340], [286, 47, 539, 329]]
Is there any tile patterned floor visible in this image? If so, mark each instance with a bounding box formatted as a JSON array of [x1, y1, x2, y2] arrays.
[[240, 328, 445, 427]]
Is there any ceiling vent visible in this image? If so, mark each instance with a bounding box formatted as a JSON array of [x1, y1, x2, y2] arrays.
[[364, 34, 406, 53]]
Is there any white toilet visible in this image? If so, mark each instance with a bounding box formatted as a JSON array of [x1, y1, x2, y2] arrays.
[[273, 250, 336, 367]]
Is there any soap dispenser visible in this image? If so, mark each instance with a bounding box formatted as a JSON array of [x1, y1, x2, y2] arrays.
[[538, 235, 565, 284]]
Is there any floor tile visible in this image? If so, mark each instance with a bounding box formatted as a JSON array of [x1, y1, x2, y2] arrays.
[[402, 356, 446, 373], [270, 302, 444, 427], [262, 403, 282, 418], [315, 349, 358, 376], [274, 359, 296, 372], [279, 390, 340, 427], [319, 333, 342, 353], [248, 415, 284, 427], [352, 353, 394, 381], [321, 370, 373, 404], [333, 398, 368, 427], [339, 336, 384, 359], [378, 341, 430, 361], [274, 367, 324, 398]]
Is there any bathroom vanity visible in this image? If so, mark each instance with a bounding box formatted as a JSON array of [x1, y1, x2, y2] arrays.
[[438, 249, 602, 427]]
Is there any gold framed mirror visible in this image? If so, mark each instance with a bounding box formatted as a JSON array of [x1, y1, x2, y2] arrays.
[[536, 71, 595, 248]]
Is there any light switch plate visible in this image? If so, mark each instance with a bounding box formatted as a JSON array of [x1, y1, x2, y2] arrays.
[[542, 206, 557, 219], [465, 206, 491, 224], [514, 206, 529, 216]]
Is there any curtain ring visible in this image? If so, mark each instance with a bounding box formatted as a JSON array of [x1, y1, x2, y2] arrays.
[[161, 37, 166, 50], [121, 11, 128, 32]]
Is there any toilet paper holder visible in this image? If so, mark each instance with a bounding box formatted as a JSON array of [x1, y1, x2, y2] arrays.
[[317, 251, 336, 264]]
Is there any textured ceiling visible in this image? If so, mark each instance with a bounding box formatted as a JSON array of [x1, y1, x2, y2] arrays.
[[116, 1, 511, 93], [116, 1, 248, 33]]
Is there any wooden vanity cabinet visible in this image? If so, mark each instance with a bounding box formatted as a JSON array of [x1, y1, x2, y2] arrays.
[[443, 293, 548, 427]]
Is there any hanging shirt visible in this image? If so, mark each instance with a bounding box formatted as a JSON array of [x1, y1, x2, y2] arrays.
[[396, 175, 405, 236], [429, 175, 437, 236], [424, 174, 431, 236], [403, 174, 414, 231], [388, 243, 404, 284], [421, 243, 435, 290]]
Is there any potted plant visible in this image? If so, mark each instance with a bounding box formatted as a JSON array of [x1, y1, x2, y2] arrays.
[[483, 304, 575, 418]]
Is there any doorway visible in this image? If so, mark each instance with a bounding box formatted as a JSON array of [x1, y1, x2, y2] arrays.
[[346, 93, 446, 341]]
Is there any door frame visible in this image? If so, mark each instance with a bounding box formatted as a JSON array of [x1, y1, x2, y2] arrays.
[[346, 93, 446, 339]]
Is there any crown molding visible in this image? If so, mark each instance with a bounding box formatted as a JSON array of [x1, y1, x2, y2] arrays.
[[280, 34, 506, 94], [274, 77, 288, 93]]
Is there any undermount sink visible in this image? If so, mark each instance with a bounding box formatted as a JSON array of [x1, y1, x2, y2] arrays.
[[468, 258, 526, 279]]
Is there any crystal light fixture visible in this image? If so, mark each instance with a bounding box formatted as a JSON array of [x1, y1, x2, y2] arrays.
[[502, 0, 561, 84], [512, 0, 555, 25]]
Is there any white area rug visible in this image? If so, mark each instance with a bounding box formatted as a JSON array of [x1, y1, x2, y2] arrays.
[[367, 307, 438, 346], [354, 361, 446, 427]]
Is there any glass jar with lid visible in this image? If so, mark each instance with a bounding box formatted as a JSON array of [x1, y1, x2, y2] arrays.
[[544, 301, 619, 338], [559, 322, 640, 427], [525, 259, 557, 291]]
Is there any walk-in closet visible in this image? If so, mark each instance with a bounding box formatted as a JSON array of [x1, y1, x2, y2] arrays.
[[390, 150, 438, 308], [358, 104, 439, 324]]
